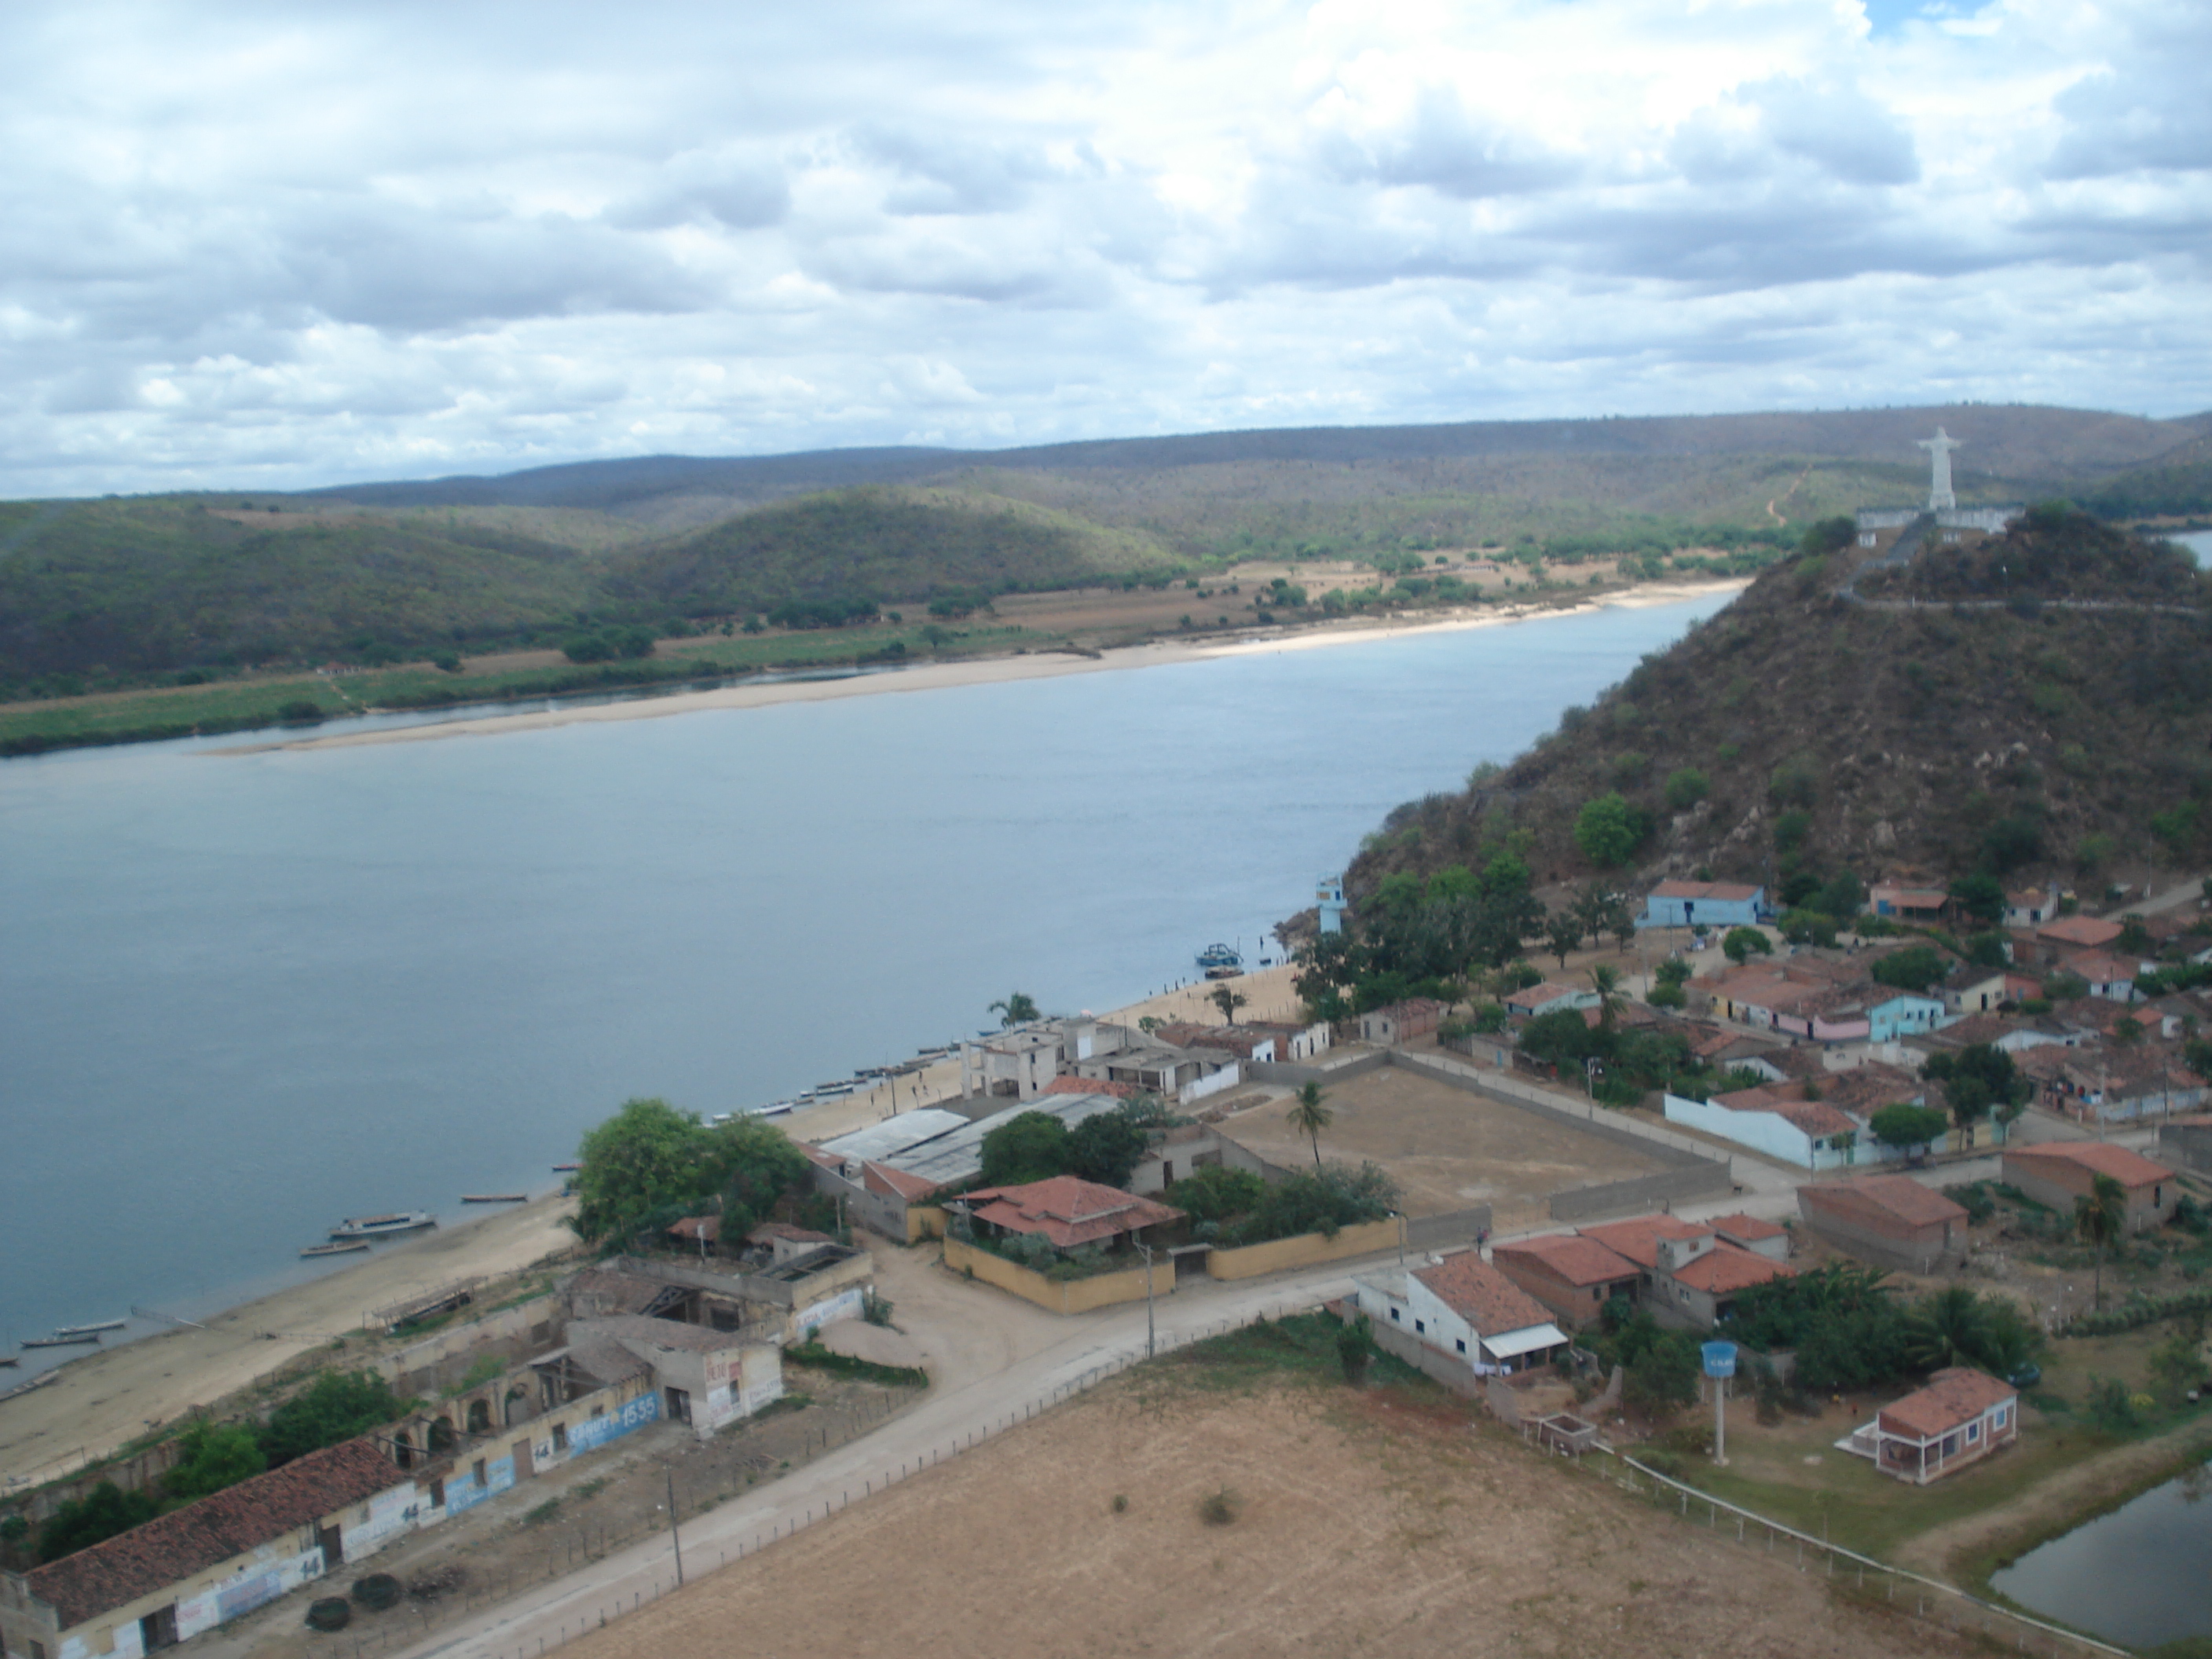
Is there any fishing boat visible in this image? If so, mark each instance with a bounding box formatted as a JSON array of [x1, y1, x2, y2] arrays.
[[551, 1162, 580, 1172], [329, 1211, 436, 1240], [459, 1193, 527, 1203], [21, 1332, 101, 1349], [301, 1240, 372, 1258], [1196, 942, 1243, 978], [52, 1320, 126, 1337], [0, 1357, 18, 1368]]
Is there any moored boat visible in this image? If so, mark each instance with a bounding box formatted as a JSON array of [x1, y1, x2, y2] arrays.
[[51, 1320, 126, 1337], [22, 1333, 101, 1349], [1196, 942, 1243, 975], [551, 1162, 580, 1172], [301, 1240, 372, 1258], [330, 1210, 437, 1240], [459, 1193, 527, 1203]]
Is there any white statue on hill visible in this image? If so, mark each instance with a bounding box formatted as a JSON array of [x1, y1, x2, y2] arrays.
[[1917, 427, 1961, 511]]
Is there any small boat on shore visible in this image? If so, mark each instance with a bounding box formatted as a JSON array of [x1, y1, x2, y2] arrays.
[[330, 1211, 437, 1240], [301, 1240, 372, 1258], [22, 1332, 102, 1349], [460, 1193, 527, 1203], [551, 1162, 580, 1172], [52, 1320, 126, 1337], [0, 1356, 20, 1368]]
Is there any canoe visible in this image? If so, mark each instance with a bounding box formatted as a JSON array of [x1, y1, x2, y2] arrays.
[[459, 1194, 527, 1203], [52, 1320, 126, 1336], [331, 1210, 437, 1240], [21, 1333, 101, 1349], [301, 1240, 372, 1258]]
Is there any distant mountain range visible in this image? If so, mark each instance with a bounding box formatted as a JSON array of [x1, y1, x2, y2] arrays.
[[5, 401, 2210, 696]]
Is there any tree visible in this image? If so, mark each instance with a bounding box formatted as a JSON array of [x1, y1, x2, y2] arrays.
[[1722, 926, 1771, 965], [1624, 1330, 1701, 1418], [1950, 872, 2006, 927], [1868, 1103, 1950, 1159], [1336, 1315, 1378, 1385], [1573, 793, 1643, 868], [2149, 1314, 2210, 1406], [571, 1097, 723, 1243], [262, 1370, 405, 1466], [37, 1483, 159, 1562], [1166, 1164, 1265, 1225], [1067, 1111, 1148, 1189], [1209, 983, 1247, 1024], [1871, 943, 1948, 994], [979, 1111, 1071, 1186], [2074, 1171, 2128, 1309], [1922, 1043, 2029, 1141], [1546, 910, 1583, 968], [1588, 963, 1624, 1030], [712, 1115, 811, 1237], [1664, 767, 1708, 811], [989, 991, 1040, 1027], [1286, 1080, 1334, 1166], [1903, 1285, 1993, 1373], [162, 1422, 266, 1505]]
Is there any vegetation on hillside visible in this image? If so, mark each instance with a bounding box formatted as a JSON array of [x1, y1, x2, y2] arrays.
[[1346, 507, 2212, 902]]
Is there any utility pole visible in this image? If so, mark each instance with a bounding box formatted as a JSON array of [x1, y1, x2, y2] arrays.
[[666, 1467, 683, 1587], [1137, 1241, 1156, 1358]]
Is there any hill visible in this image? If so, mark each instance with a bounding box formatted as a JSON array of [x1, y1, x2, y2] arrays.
[[1345, 509, 2212, 913]]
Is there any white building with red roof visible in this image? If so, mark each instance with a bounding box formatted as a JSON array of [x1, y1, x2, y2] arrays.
[[954, 1176, 1183, 1252], [1848, 1367, 2019, 1484], [1353, 1251, 1569, 1377]]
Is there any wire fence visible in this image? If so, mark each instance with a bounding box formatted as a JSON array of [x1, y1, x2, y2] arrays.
[[377, 1297, 1321, 1659], [1596, 1448, 2127, 1659]]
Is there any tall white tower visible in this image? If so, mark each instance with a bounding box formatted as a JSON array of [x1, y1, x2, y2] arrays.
[[1917, 427, 1961, 511]]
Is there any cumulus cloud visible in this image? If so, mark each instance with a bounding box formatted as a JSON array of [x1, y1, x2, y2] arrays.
[[0, 0, 2203, 496]]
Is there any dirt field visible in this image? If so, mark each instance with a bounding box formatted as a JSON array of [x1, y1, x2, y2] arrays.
[[1220, 1064, 1672, 1227], [548, 1364, 1950, 1659]]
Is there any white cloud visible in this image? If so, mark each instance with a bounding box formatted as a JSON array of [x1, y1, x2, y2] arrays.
[[0, 0, 2204, 496]]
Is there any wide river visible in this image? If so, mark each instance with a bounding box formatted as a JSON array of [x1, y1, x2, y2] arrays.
[[0, 594, 1727, 1365]]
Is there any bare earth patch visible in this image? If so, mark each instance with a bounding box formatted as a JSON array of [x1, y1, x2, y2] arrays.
[[555, 1378, 1952, 1659], [1222, 1064, 1671, 1227]]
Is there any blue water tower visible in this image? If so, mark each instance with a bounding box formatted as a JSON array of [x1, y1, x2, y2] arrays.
[[1317, 873, 1346, 935], [1702, 1341, 1737, 1464]]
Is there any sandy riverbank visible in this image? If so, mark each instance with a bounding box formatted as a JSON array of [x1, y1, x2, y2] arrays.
[[0, 966, 1304, 1492], [223, 580, 1744, 756]]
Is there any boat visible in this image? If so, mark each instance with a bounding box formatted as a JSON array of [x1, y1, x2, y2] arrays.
[[0, 1357, 18, 1368], [551, 1162, 580, 1172], [51, 1320, 126, 1337], [1196, 943, 1243, 976], [21, 1333, 102, 1349], [301, 1240, 372, 1258], [329, 1211, 437, 1240], [459, 1193, 526, 1203]]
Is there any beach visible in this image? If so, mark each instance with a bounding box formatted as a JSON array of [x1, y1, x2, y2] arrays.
[[226, 581, 1744, 755], [0, 966, 1302, 1492]]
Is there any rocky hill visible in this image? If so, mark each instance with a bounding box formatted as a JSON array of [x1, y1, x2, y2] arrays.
[[1346, 510, 2212, 911]]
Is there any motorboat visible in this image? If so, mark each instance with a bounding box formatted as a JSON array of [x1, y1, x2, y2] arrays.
[[330, 1210, 437, 1240]]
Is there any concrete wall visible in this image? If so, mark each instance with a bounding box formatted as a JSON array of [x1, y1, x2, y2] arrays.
[[1205, 1218, 1401, 1280], [2158, 1121, 2212, 1177], [1793, 1202, 1954, 1275], [1662, 1092, 1821, 1167], [1548, 1166, 1735, 1224], [1363, 1315, 1483, 1398], [1402, 1206, 1493, 1252], [939, 1236, 1166, 1315], [1246, 1050, 1387, 1088]]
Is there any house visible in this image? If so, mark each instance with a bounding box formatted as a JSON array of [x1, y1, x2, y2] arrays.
[[1353, 1253, 1569, 1375], [2005, 885, 2060, 928], [2033, 915, 2124, 964], [1943, 965, 2010, 1017], [1866, 989, 1950, 1043], [1151, 1021, 1278, 1064], [1851, 1368, 2018, 1485], [1797, 1174, 1970, 1273], [1903, 1012, 2067, 1065], [2057, 950, 2139, 1002], [1708, 1213, 1791, 1261], [1490, 1234, 1643, 1331], [2000, 1142, 2179, 1233], [564, 1315, 783, 1436], [1070, 1037, 1242, 1104], [952, 1176, 1183, 1254], [2, 1440, 418, 1659], [1693, 956, 1944, 1045], [1503, 982, 1598, 1021], [1868, 882, 1949, 921], [1664, 1079, 1868, 1170], [1357, 998, 1446, 1045], [1645, 1228, 1796, 1328], [958, 1024, 1067, 1101], [1245, 1018, 1334, 1062], [2014, 1044, 2206, 1126], [1683, 1023, 1791, 1081], [1638, 880, 1767, 931]]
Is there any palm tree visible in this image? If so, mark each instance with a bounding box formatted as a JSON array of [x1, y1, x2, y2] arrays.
[[1286, 1080, 1334, 1166], [989, 991, 1039, 1028], [1906, 1284, 1991, 1372], [1588, 962, 1624, 1031], [1210, 983, 1248, 1025], [2075, 1172, 2128, 1309]]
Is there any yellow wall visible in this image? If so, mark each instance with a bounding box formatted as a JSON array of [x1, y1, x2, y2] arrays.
[[939, 1236, 1166, 1315], [908, 1206, 946, 1243], [1205, 1218, 1401, 1280]]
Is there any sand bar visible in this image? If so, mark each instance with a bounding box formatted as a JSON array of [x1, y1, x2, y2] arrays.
[[224, 580, 1743, 756]]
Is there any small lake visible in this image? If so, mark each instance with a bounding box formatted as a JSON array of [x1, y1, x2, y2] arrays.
[[2172, 528, 2212, 567], [1990, 1456, 2212, 1648]]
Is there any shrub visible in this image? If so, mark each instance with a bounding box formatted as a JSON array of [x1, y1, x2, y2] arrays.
[[1573, 793, 1646, 867], [306, 1598, 352, 1632], [350, 1574, 402, 1610], [276, 699, 324, 723], [1198, 1487, 1239, 1526]]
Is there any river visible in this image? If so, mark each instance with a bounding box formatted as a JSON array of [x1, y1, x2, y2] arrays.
[[0, 594, 1729, 1367], [1990, 1455, 2212, 1648]]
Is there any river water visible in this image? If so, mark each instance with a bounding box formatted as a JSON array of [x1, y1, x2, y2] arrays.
[[1990, 1456, 2212, 1648], [2173, 528, 2212, 566], [0, 595, 1727, 1366]]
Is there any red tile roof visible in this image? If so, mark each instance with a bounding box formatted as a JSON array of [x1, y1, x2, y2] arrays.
[[1574, 1214, 1708, 1271], [1799, 1174, 1968, 1230], [2004, 1141, 2175, 1190], [747, 1221, 834, 1245], [667, 1215, 719, 1243], [959, 1176, 1182, 1248], [1413, 1252, 1557, 1335], [1708, 1212, 1788, 1243], [1043, 1075, 1140, 1098], [1667, 1242, 1795, 1295], [1878, 1367, 2016, 1441], [864, 1160, 942, 1202], [2037, 916, 2124, 949], [26, 1439, 406, 1630], [1650, 880, 1763, 902], [1492, 1234, 1642, 1287], [2058, 950, 2137, 984]]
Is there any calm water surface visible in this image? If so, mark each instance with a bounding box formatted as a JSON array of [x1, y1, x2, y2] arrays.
[[0, 596, 1726, 1364], [2173, 527, 2212, 566], [1990, 1456, 2212, 1647]]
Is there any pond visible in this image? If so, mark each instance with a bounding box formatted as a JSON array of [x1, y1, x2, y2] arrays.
[[1988, 1454, 2212, 1649]]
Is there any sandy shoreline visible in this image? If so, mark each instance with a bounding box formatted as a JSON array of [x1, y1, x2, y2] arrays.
[[222, 580, 1744, 756], [0, 966, 1304, 1492]]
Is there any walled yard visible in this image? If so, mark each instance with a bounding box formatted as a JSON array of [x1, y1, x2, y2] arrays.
[[212, 1359, 924, 1659], [549, 1331, 1957, 1659], [1221, 1065, 1674, 1228]]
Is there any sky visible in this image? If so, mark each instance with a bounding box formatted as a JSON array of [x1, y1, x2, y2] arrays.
[[3, 0, 2207, 497]]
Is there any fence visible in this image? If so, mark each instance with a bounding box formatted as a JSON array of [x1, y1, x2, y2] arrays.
[[1596, 1448, 2126, 1659], [368, 1295, 1326, 1659], [1547, 1166, 1736, 1223]]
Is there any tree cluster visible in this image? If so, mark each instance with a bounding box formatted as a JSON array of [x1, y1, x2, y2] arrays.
[[975, 1098, 1174, 1192], [569, 1097, 811, 1245]]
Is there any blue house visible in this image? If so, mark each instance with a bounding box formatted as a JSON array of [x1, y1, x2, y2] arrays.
[[1638, 880, 1767, 931], [1868, 991, 1948, 1043]]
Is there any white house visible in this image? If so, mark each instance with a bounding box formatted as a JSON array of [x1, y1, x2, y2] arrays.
[[1353, 1253, 1568, 1376]]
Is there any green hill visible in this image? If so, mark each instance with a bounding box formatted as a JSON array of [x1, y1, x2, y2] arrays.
[[1346, 510, 2212, 911]]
